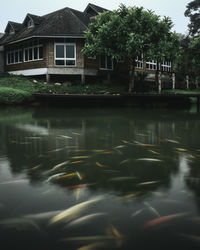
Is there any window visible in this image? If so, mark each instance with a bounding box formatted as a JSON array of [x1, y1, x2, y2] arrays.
[[24, 39, 43, 62], [146, 60, 158, 70], [161, 61, 171, 72], [136, 55, 143, 69], [9, 27, 15, 34], [7, 49, 22, 65], [27, 19, 34, 28], [55, 43, 76, 66], [100, 55, 113, 70]]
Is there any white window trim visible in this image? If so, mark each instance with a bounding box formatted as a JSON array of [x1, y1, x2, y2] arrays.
[[135, 55, 143, 69], [24, 42, 43, 62], [54, 43, 76, 67], [161, 61, 171, 72], [27, 19, 34, 28], [146, 60, 158, 70], [6, 49, 22, 65], [99, 55, 113, 70]]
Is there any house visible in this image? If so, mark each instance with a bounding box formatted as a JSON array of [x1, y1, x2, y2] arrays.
[[0, 33, 4, 73], [0, 3, 172, 84]]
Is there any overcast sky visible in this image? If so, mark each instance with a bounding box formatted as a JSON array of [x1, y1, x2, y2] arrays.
[[0, 0, 191, 34]]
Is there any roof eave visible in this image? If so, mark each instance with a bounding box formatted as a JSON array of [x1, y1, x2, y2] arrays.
[[3, 35, 85, 45]]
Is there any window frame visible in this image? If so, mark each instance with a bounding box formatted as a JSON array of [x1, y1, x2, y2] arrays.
[[54, 43, 76, 67], [99, 55, 113, 70], [146, 60, 158, 70], [135, 55, 144, 69], [24, 40, 43, 63], [6, 49, 22, 65], [27, 19, 34, 28], [161, 61, 171, 72]]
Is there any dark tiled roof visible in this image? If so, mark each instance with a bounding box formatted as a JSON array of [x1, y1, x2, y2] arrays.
[[27, 14, 43, 25], [0, 33, 4, 39], [9, 22, 23, 32], [0, 5, 96, 45], [85, 3, 108, 13]]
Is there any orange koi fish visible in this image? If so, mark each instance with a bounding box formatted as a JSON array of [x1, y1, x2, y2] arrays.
[[141, 212, 187, 229], [65, 183, 96, 189]]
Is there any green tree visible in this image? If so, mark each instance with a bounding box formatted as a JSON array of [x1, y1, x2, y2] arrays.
[[185, 0, 200, 36], [188, 36, 200, 88], [83, 4, 175, 92]]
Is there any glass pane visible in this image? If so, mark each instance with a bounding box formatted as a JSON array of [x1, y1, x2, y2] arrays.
[[55, 60, 65, 65], [11, 52, 14, 63], [33, 40, 38, 46], [19, 51, 22, 62], [66, 60, 75, 66], [39, 47, 43, 59], [66, 45, 75, 58], [15, 51, 18, 63], [107, 56, 112, 69], [29, 48, 32, 60], [25, 49, 28, 61], [8, 53, 11, 64], [34, 47, 38, 60], [100, 55, 106, 68], [56, 45, 64, 58]]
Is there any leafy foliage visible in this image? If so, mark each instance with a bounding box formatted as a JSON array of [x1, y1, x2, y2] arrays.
[[185, 0, 200, 36], [0, 75, 127, 104], [83, 4, 176, 92], [0, 87, 32, 104]]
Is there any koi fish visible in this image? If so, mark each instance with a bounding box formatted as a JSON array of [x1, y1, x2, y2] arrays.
[[77, 242, 114, 250], [71, 156, 90, 159], [96, 162, 105, 167], [141, 212, 187, 229], [49, 196, 104, 225], [70, 160, 85, 164], [72, 132, 82, 136], [175, 148, 187, 152], [29, 164, 42, 171], [148, 150, 160, 155], [46, 161, 69, 173], [109, 177, 136, 182], [64, 213, 107, 229], [101, 151, 112, 154], [120, 159, 131, 165], [165, 139, 180, 144], [0, 179, 29, 185], [58, 171, 83, 180], [61, 235, 116, 244], [136, 158, 162, 162], [58, 135, 72, 139], [45, 173, 66, 183], [66, 183, 96, 189], [114, 145, 126, 149], [137, 181, 160, 186]]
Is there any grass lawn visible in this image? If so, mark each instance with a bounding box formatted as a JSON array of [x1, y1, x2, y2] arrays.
[[0, 74, 126, 104], [0, 74, 200, 104]]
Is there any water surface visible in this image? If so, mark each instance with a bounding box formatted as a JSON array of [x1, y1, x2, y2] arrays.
[[0, 106, 200, 249]]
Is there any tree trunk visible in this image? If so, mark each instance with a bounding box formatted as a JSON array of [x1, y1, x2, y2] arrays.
[[172, 72, 176, 90], [185, 74, 189, 89], [195, 75, 199, 89], [155, 62, 162, 94], [129, 59, 135, 93]]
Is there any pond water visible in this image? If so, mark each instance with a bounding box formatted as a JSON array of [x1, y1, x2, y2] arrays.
[[0, 105, 200, 250]]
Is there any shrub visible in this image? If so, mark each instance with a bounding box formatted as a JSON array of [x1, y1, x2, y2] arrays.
[[0, 87, 32, 104]]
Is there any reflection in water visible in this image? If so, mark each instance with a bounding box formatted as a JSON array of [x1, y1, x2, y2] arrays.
[[0, 106, 200, 249]]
